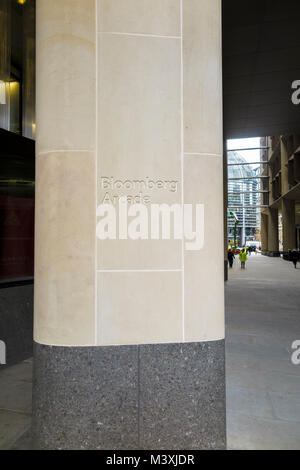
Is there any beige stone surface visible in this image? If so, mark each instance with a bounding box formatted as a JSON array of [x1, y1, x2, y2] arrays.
[[34, 0, 224, 347], [37, 0, 95, 43], [34, 152, 95, 345], [97, 0, 180, 36], [98, 239, 182, 271], [97, 33, 181, 175], [184, 155, 225, 342], [98, 271, 182, 345], [97, 33, 182, 270], [36, 0, 95, 153], [183, 0, 222, 155], [97, 186, 182, 270]]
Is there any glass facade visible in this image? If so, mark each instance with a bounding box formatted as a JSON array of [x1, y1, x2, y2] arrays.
[[0, 0, 35, 283], [0, 0, 35, 138], [228, 151, 261, 246]]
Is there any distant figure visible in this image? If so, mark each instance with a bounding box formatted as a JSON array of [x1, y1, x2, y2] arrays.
[[239, 248, 247, 269], [228, 249, 235, 268], [248, 246, 252, 256], [289, 249, 299, 269]]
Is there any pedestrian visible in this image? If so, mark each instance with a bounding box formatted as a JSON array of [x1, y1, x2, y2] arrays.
[[239, 248, 247, 269], [228, 249, 235, 269], [289, 249, 299, 269]]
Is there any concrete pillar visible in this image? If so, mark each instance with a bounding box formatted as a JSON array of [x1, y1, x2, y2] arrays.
[[224, 140, 228, 280], [268, 208, 279, 252], [282, 199, 296, 251], [261, 212, 268, 252], [281, 138, 289, 195], [33, 0, 225, 450], [22, 0, 36, 139]]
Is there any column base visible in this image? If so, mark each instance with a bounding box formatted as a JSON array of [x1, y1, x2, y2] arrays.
[[33, 340, 226, 450]]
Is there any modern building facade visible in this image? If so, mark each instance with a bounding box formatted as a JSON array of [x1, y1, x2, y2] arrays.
[[228, 151, 260, 246], [0, 0, 35, 365], [261, 135, 300, 254]]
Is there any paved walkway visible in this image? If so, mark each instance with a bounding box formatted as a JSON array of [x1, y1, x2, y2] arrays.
[[226, 254, 300, 450], [0, 359, 32, 450]]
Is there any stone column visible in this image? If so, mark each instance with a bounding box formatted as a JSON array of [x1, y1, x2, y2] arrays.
[[224, 140, 228, 280], [268, 208, 279, 252], [22, 0, 36, 139], [281, 137, 289, 195], [282, 199, 296, 251], [33, 0, 225, 450], [261, 212, 268, 252]]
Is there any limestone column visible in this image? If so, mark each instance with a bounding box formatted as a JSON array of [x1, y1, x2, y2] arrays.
[[261, 212, 268, 252], [268, 208, 279, 252], [33, 0, 225, 450], [33, 0, 96, 448], [281, 138, 289, 195], [224, 140, 228, 280], [282, 199, 296, 251]]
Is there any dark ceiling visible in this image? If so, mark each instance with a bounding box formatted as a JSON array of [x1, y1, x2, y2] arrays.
[[223, 0, 300, 139]]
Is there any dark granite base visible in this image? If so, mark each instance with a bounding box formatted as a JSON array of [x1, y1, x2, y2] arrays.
[[0, 284, 33, 367], [33, 340, 226, 450]]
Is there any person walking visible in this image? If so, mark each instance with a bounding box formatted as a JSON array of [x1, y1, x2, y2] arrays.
[[289, 249, 299, 269], [239, 248, 247, 269], [228, 249, 235, 269]]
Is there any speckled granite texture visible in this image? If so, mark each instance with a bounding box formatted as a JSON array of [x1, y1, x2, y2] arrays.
[[33, 340, 226, 450]]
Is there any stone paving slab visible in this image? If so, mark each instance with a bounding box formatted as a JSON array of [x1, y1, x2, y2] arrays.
[[0, 359, 32, 450], [0, 410, 31, 450], [227, 410, 300, 450]]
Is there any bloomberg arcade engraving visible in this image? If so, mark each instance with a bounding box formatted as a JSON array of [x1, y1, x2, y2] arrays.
[[97, 176, 205, 251]]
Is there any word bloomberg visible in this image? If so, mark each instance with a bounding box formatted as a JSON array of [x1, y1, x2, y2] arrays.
[[101, 177, 179, 193], [96, 197, 204, 251]]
